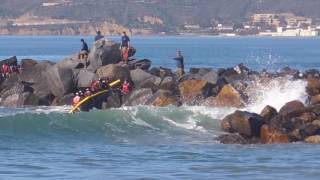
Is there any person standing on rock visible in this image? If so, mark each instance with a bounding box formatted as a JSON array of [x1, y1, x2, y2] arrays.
[[94, 31, 104, 42], [173, 50, 185, 78], [120, 31, 130, 65], [79, 39, 89, 68]]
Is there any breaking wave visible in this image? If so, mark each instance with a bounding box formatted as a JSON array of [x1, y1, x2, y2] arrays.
[[0, 77, 308, 143]]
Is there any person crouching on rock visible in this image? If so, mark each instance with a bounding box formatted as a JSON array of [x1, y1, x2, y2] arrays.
[[120, 31, 130, 65], [2, 63, 11, 79], [173, 50, 185, 78], [73, 93, 81, 106], [94, 31, 104, 42], [79, 39, 89, 68]]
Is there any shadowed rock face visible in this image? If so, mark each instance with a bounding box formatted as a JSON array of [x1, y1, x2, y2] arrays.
[[87, 39, 122, 72]]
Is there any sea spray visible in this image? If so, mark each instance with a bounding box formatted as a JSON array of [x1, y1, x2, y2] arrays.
[[244, 77, 307, 113]]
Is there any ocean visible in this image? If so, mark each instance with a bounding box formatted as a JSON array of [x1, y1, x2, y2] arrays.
[[0, 36, 319, 179]]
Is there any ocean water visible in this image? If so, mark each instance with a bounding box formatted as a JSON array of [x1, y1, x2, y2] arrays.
[[0, 36, 319, 179]]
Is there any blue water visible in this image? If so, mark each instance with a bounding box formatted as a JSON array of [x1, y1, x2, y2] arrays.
[[0, 36, 320, 70], [0, 36, 320, 179]]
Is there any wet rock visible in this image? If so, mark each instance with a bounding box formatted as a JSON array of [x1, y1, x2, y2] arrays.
[[260, 105, 278, 123], [260, 124, 289, 144], [304, 135, 320, 143], [87, 39, 121, 72], [206, 84, 243, 108], [51, 93, 74, 106], [310, 95, 320, 105], [122, 88, 154, 106], [76, 69, 97, 88], [102, 92, 122, 109], [307, 77, 320, 96], [96, 64, 131, 83], [45, 66, 75, 97], [0, 82, 38, 107], [279, 100, 305, 116], [128, 59, 151, 71], [221, 110, 264, 137], [277, 67, 299, 77], [299, 121, 320, 138], [178, 79, 213, 104], [219, 64, 248, 83], [305, 69, 320, 78], [215, 134, 248, 144], [147, 90, 179, 107]]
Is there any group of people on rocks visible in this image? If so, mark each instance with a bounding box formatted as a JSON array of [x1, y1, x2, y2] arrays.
[[0, 62, 20, 80], [72, 78, 131, 107], [80, 30, 185, 77]]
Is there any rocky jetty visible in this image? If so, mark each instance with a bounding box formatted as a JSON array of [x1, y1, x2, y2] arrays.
[[1, 39, 320, 144]]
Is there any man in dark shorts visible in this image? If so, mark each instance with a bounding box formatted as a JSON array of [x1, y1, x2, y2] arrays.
[[120, 31, 130, 64]]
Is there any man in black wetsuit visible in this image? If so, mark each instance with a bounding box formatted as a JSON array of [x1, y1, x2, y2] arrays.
[[173, 50, 185, 78]]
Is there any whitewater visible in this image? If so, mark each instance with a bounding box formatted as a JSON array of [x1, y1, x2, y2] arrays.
[[0, 36, 320, 179]]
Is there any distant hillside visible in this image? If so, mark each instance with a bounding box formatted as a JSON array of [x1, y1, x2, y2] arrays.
[[1, 0, 320, 34]]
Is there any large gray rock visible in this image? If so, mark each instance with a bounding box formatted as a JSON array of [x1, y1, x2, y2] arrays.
[[123, 88, 154, 106], [96, 64, 131, 83], [0, 82, 38, 107], [128, 59, 151, 71], [0, 56, 18, 66], [45, 66, 75, 97], [76, 69, 97, 88], [87, 39, 121, 72]]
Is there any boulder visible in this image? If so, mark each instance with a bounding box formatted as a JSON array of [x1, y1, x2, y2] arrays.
[[157, 76, 175, 91], [304, 135, 320, 143], [299, 121, 320, 138], [147, 90, 179, 107], [215, 134, 248, 144], [260, 105, 278, 123], [102, 92, 122, 109], [279, 100, 305, 116], [96, 64, 131, 83], [128, 59, 151, 71], [76, 69, 97, 88], [0, 82, 38, 107], [20, 59, 38, 69], [189, 67, 212, 75], [202, 70, 218, 85], [87, 39, 121, 72], [178, 79, 213, 104], [0, 56, 18, 66], [260, 124, 290, 144], [51, 93, 74, 106], [221, 110, 264, 137], [310, 95, 320, 105], [207, 84, 243, 108], [219, 65, 247, 83], [277, 67, 299, 77], [130, 69, 157, 87], [57, 56, 83, 70], [45, 66, 75, 97], [122, 88, 154, 106], [306, 77, 320, 96], [149, 67, 174, 77], [269, 115, 304, 133]]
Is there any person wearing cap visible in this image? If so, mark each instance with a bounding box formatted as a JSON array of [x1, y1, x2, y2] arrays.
[[120, 31, 130, 65], [94, 31, 104, 42], [173, 50, 185, 78]]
